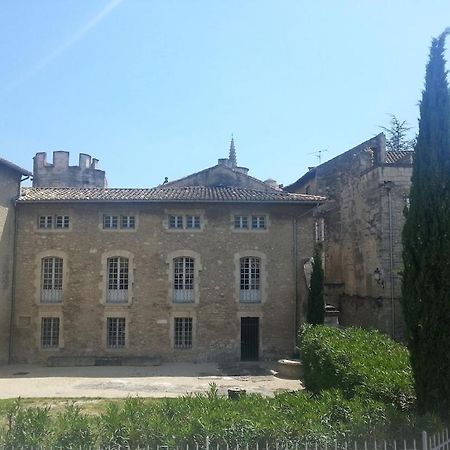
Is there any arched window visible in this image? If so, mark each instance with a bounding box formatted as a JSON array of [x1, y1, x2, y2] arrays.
[[41, 257, 63, 303], [107, 257, 129, 303], [173, 257, 194, 303], [240, 257, 261, 303]]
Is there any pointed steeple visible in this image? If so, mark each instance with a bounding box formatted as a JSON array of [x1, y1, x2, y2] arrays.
[[229, 135, 237, 167]]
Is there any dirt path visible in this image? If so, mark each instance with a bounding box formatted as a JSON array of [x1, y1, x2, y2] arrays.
[[0, 362, 303, 398]]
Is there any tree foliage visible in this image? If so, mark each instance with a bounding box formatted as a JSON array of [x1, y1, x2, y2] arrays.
[[401, 28, 450, 419], [307, 246, 325, 325], [380, 115, 416, 151]]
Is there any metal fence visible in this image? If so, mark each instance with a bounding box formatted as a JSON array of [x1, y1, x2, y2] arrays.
[[1, 429, 448, 450]]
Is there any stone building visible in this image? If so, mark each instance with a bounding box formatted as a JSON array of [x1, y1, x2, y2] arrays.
[[0, 158, 32, 364], [285, 133, 413, 338], [6, 142, 323, 364]]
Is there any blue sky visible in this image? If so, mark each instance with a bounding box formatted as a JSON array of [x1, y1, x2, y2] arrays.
[[1, 1, 449, 188]]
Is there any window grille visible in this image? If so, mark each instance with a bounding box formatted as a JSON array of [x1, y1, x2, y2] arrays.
[[41, 317, 60, 348], [107, 257, 129, 303], [314, 218, 325, 242], [55, 215, 70, 229], [169, 215, 184, 229], [38, 215, 53, 229], [41, 257, 63, 303], [234, 215, 248, 229], [186, 215, 200, 229], [121, 215, 135, 229], [174, 317, 192, 349], [103, 215, 118, 229], [251, 215, 266, 229], [240, 257, 261, 302], [107, 317, 126, 348], [173, 257, 194, 302]]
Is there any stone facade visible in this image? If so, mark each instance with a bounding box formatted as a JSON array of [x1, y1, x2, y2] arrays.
[[286, 134, 413, 338], [0, 159, 32, 363], [7, 149, 321, 364]]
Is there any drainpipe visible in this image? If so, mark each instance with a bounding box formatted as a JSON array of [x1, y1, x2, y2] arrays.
[[293, 217, 298, 347], [8, 200, 20, 363], [384, 181, 395, 339], [8, 175, 29, 363]]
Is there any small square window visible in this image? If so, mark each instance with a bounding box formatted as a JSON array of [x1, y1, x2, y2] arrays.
[[107, 317, 126, 348], [55, 215, 70, 229], [251, 215, 266, 229], [39, 215, 53, 229], [103, 215, 118, 229], [121, 215, 135, 229], [174, 317, 192, 349], [169, 215, 183, 229], [186, 215, 200, 229], [234, 215, 248, 229]]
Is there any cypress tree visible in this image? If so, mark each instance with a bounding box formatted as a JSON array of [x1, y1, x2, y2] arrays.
[[401, 28, 450, 418], [307, 246, 325, 325]]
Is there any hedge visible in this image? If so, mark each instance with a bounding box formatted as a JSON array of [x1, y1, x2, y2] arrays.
[[298, 325, 415, 411]]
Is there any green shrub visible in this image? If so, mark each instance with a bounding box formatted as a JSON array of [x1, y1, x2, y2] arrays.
[[298, 325, 415, 411]]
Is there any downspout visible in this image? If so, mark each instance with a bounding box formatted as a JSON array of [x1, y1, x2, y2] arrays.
[[8, 175, 29, 363], [293, 217, 298, 349], [384, 181, 395, 339]]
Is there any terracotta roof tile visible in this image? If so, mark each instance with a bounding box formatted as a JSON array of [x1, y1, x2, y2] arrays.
[[18, 186, 325, 204]]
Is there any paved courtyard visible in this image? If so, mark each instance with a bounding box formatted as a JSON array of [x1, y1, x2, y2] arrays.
[[0, 361, 303, 398]]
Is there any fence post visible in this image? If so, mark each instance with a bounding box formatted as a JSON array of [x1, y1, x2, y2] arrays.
[[206, 436, 210, 450], [422, 431, 428, 450]]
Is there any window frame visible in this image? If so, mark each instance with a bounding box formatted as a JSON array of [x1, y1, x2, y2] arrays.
[[239, 256, 262, 303], [37, 214, 71, 231], [106, 256, 129, 303], [40, 256, 64, 303], [174, 317, 193, 349], [41, 317, 60, 349], [106, 317, 126, 349], [232, 213, 268, 232]]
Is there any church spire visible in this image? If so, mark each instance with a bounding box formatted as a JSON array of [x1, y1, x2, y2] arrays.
[[229, 135, 237, 167]]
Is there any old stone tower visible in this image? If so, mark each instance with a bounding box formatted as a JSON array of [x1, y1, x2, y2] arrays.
[[33, 151, 106, 188]]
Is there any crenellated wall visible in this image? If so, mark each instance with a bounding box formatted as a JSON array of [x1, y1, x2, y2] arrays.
[[33, 151, 106, 188]]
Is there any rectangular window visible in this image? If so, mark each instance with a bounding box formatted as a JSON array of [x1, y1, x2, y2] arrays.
[[41, 317, 60, 348], [186, 215, 200, 229], [251, 215, 266, 229], [107, 317, 126, 348], [314, 218, 325, 242], [173, 257, 194, 302], [103, 215, 118, 229], [39, 215, 53, 229], [169, 215, 184, 229], [234, 215, 248, 229], [107, 257, 129, 303], [174, 317, 192, 349], [121, 215, 135, 229], [55, 215, 70, 229], [41, 257, 63, 303], [240, 257, 261, 302]]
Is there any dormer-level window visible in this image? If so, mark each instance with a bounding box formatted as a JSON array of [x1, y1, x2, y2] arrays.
[[234, 215, 267, 230], [103, 215, 135, 230], [251, 215, 266, 229], [38, 215, 70, 230], [168, 215, 201, 230]]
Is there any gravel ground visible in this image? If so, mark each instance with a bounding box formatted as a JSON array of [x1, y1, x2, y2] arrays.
[[0, 361, 303, 398]]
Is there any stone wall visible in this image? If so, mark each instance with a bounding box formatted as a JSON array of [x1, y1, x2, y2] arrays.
[[0, 166, 22, 363], [12, 202, 315, 363]]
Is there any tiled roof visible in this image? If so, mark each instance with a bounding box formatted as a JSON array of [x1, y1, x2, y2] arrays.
[[0, 157, 32, 176], [18, 186, 325, 204], [385, 150, 413, 164]]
